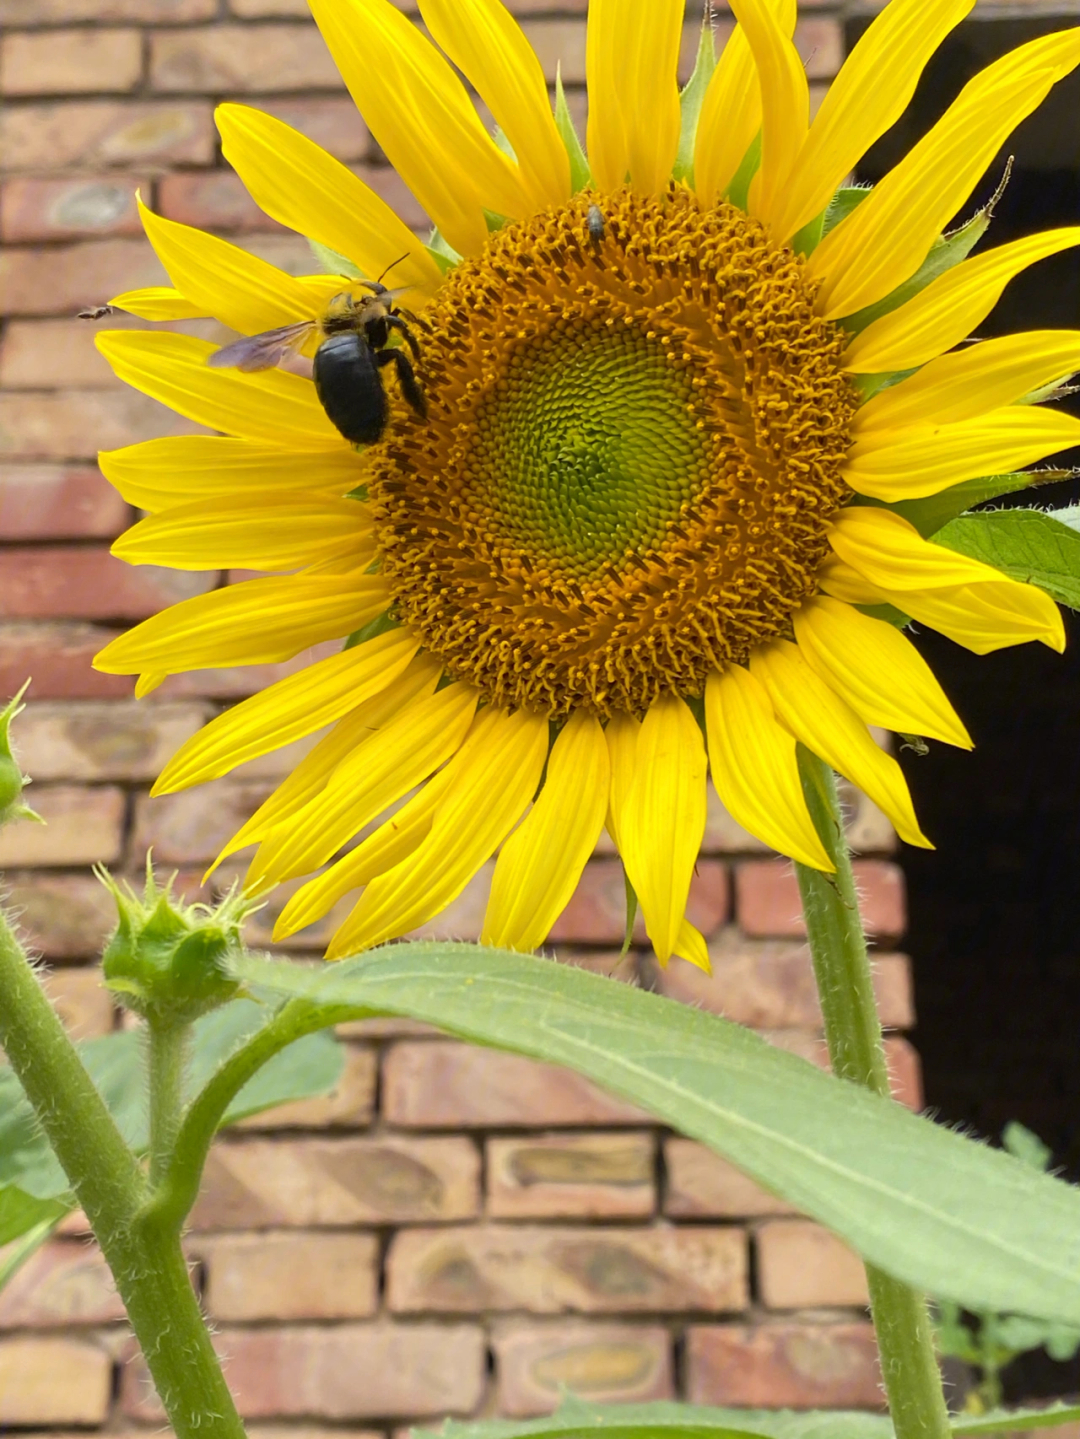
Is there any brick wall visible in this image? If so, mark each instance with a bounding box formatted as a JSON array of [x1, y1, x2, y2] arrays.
[[0, 0, 991, 1427]]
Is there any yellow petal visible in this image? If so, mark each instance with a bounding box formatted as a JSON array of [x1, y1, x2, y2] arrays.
[[832, 503, 1044, 590], [855, 330, 1080, 433], [306, 0, 527, 257], [673, 918, 712, 975], [137, 196, 322, 337], [273, 766, 455, 938], [135, 672, 167, 698], [112, 497, 374, 572], [817, 554, 889, 606], [95, 330, 344, 449], [844, 407, 1080, 501], [808, 28, 1080, 320], [585, 0, 627, 193], [209, 657, 442, 872], [769, 0, 974, 242], [418, 0, 569, 211], [99, 437, 365, 513], [249, 681, 479, 888], [729, 0, 809, 225], [693, 0, 796, 206], [93, 572, 390, 674], [844, 228, 1080, 374], [704, 665, 833, 870], [587, 0, 684, 195], [326, 705, 549, 957], [109, 286, 208, 320], [154, 629, 419, 794], [827, 506, 1066, 654], [216, 104, 440, 298], [604, 710, 640, 850], [482, 709, 609, 951], [750, 638, 931, 848], [793, 596, 972, 748], [900, 580, 1066, 655], [619, 694, 707, 964]]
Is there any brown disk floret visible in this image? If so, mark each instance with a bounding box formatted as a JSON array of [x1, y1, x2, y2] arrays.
[[366, 187, 857, 718]]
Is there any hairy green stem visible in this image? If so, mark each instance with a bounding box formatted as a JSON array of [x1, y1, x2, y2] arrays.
[[0, 905, 246, 1439], [148, 1019, 189, 1188], [795, 750, 951, 1439], [144, 998, 353, 1233]]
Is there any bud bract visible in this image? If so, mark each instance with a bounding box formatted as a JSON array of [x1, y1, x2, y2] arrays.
[[99, 864, 252, 1025], [0, 682, 41, 829]]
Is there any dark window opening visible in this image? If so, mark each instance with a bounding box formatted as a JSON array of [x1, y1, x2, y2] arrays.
[[846, 14, 1080, 1403]]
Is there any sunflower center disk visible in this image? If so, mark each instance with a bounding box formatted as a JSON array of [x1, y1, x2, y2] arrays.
[[369, 190, 857, 717]]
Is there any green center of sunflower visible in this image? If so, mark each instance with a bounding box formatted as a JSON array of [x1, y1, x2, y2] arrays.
[[368, 189, 857, 718], [472, 324, 709, 580]]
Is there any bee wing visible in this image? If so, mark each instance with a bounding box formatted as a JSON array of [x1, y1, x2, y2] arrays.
[[207, 321, 316, 373]]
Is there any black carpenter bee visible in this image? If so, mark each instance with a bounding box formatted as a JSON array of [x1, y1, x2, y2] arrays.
[[207, 261, 428, 446]]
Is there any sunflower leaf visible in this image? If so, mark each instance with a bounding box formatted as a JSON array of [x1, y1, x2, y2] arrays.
[[954, 1404, 1080, 1434], [307, 239, 364, 279], [934, 508, 1080, 608], [232, 944, 1080, 1327], [0, 1185, 69, 1249], [882, 471, 1073, 537], [674, 14, 717, 186], [554, 65, 591, 194]]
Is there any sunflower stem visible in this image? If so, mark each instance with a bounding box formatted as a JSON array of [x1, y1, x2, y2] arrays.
[[0, 903, 246, 1439], [794, 748, 951, 1439]]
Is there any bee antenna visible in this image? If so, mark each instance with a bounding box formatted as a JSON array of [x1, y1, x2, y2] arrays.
[[376, 252, 411, 286]]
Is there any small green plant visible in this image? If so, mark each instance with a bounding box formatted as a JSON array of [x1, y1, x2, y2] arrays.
[[935, 1123, 1080, 1413]]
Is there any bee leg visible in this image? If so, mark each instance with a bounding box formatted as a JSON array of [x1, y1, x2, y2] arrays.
[[394, 306, 433, 335], [384, 312, 422, 360], [375, 348, 427, 419]]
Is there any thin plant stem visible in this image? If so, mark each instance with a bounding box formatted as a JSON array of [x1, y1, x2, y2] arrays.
[[795, 748, 952, 1439], [148, 1018, 189, 1188], [0, 905, 246, 1439]]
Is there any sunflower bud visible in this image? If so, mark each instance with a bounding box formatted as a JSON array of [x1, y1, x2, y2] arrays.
[[99, 865, 252, 1025], [0, 683, 41, 830]]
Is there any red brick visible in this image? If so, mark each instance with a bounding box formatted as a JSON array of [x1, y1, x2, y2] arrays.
[[236, 1044, 376, 1129], [0, 100, 215, 171], [231, 0, 310, 13], [548, 857, 728, 946], [42, 965, 115, 1036], [494, 1321, 673, 1416], [757, 1220, 870, 1310], [0, 547, 216, 622], [150, 24, 340, 92], [256, 97, 371, 163], [0, 1337, 112, 1425], [201, 1231, 379, 1321], [0, 390, 209, 461], [15, 699, 205, 781], [647, 935, 914, 1030], [0, 175, 145, 243], [122, 1323, 485, 1421], [131, 777, 274, 864], [387, 1223, 747, 1314], [158, 169, 285, 232], [189, 1135, 480, 1228], [0, 466, 129, 540], [0, 784, 125, 866], [663, 1139, 798, 1220], [520, 19, 587, 83], [486, 1132, 655, 1220], [736, 860, 906, 939], [384, 1040, 648, 1128], [0, 622, 134, 699], [354, 164, 429, 232], [0, 1241, 123, 1329], [0, 236, 164, 317], [687, 1323, 882, 1408], [153, 640, 340, 701], [796, 16, 843, 78], [0, 315, 222, 389], [1, 0, 213, 18], [1, 29, 143, 97]]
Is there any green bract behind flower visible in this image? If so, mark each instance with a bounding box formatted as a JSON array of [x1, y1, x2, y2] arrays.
[[0, 683, 41, 831]]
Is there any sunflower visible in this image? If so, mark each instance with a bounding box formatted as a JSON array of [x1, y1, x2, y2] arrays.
[[94, 0, 1077, 967]]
